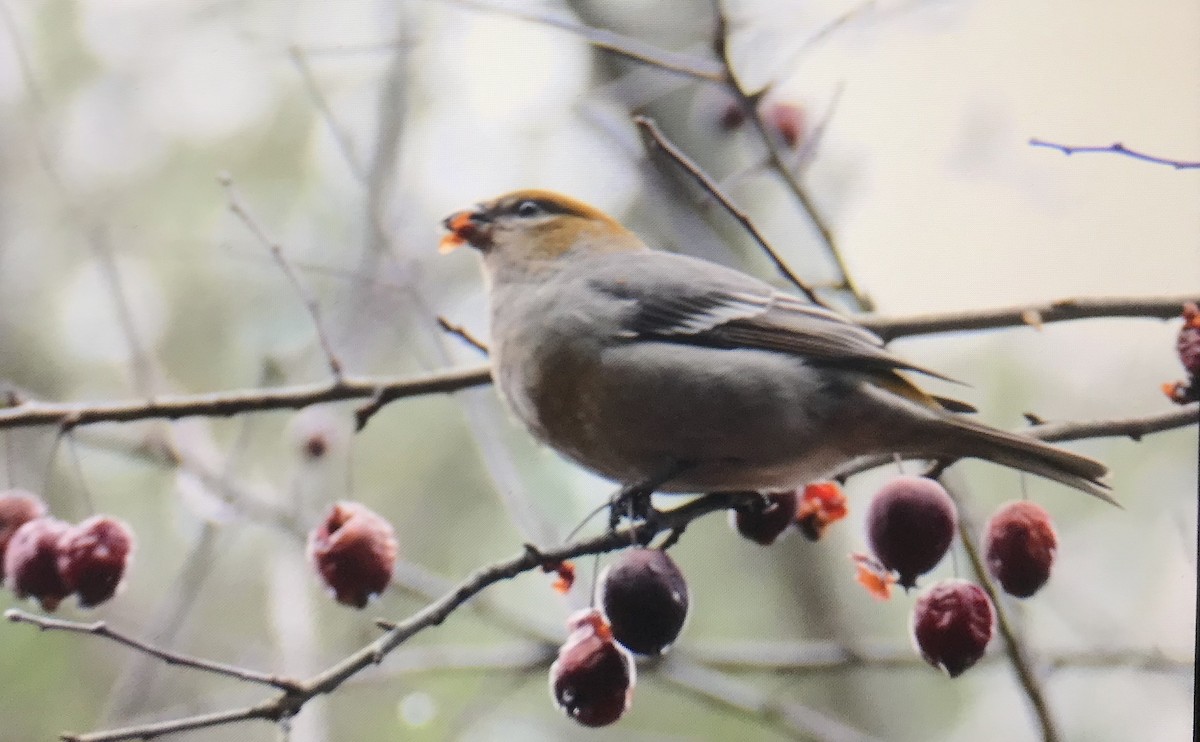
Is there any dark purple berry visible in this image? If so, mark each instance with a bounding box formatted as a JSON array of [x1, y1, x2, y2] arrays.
[[599, 548, 689, 655], [867, 476, 957, 588], [730, 491, 797, 545]]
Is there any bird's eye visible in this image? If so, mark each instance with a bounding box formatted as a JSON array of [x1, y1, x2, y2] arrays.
[[515, 200, 542, 218]]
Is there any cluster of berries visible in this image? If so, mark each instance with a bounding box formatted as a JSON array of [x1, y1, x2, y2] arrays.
[[550, 548, 688, 726], [0, 489, 134, 611], [1163, 302, 1200, 404], [856, 476, 1059, 677]]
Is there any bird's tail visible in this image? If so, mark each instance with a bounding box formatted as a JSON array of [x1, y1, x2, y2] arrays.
[[933, 414, 1115, 505]]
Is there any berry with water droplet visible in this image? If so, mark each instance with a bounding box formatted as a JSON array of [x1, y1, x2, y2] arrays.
[[550, 608, 635, 727], [599, 548, 689, 655]]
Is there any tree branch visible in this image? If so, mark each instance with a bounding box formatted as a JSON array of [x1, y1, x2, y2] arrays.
[[0, 365, 492, 430], [634, 115, 825, 305], [4, 610, 302, 693], [1029, 139, 1200, 170], [860, 295, 1197, 341], [2, 295, 1191, 431]]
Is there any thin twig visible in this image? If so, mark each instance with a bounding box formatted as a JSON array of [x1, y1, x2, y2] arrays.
[[712, 8, 869, 309], [685, 639, 1192, 674], [941, 477, 1060, 742], [219, 174, 345, 381], [436, 315, 490, 355], [0, 365, 493, 430], [287, 46, 367, 181], [5, 610, 303, 692], [60, 703, 289, 742], [1029, 139, 1200, 170], [634, 115, 825, 305], [444, 0, 727, 82], [860, 295, 1197, 341]]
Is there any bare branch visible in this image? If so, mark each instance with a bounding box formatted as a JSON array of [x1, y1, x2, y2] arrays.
[[1029, 138, 1200, 170], [0, 365, 493, 430], [861, 295, 1198, 341], [711, 9, 868, 309], [436, 315, 490, 355], [5, 609, 303, 693], [60, 703, 287, 742], [446, 0, 727, 82], [943, 478, 1060, 742], [634, 115, 825, 305], [287, 46, 367, 181], [685, 639, 1192, 674], [219, 174, 345, 380]]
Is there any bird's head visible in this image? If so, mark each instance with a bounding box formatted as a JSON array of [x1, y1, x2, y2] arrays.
[[440, 190, 646, 266]]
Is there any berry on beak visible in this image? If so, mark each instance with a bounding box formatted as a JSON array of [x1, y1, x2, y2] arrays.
[[439, 208, 491, 253]]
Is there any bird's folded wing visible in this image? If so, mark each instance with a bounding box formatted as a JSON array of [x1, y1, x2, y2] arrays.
[[587, 252, 957, 382]]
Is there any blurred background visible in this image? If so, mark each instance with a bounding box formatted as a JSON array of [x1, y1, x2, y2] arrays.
[[0, 0, 1196, 740]]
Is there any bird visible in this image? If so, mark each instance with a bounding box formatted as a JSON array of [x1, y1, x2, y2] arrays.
[[439, 189, 1114, 504]]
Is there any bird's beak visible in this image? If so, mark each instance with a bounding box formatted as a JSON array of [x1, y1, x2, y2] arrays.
[[439, 207, 491, 254]]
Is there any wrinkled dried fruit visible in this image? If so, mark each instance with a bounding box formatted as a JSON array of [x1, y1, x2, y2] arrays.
[[57, 516, 135, 607], [984, 501, 1057, 598], [599, 548, 689, 655], [795, 481, 849, 541], [550, 608, 635, 727], [867, 476, 957, 588], [730, 491, 797, 545], [0, 489, 48, 575], [4, 517, 71, 611], [1177, 302, 1200, 376], [307, 501, 397, 608], [911, 579, 994, 677]]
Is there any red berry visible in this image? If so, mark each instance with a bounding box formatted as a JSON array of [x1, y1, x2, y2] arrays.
[[984, 501, 1057, 598], [4, 517, 71, 611], [1177, 302, 1200, 376], [307, 502, 397, 608], [599, 548, 689, 655], [867, 476, 957, 589], [57, 516, 135, 607], [761, 102, 805, 148], [730, 491, 797, 545], [550, 608, 635, 727], [0, 489, 48, 576], [910, 579, 994, 677]]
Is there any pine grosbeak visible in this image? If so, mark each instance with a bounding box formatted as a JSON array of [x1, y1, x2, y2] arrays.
[[440, 190, 1112, 503]]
